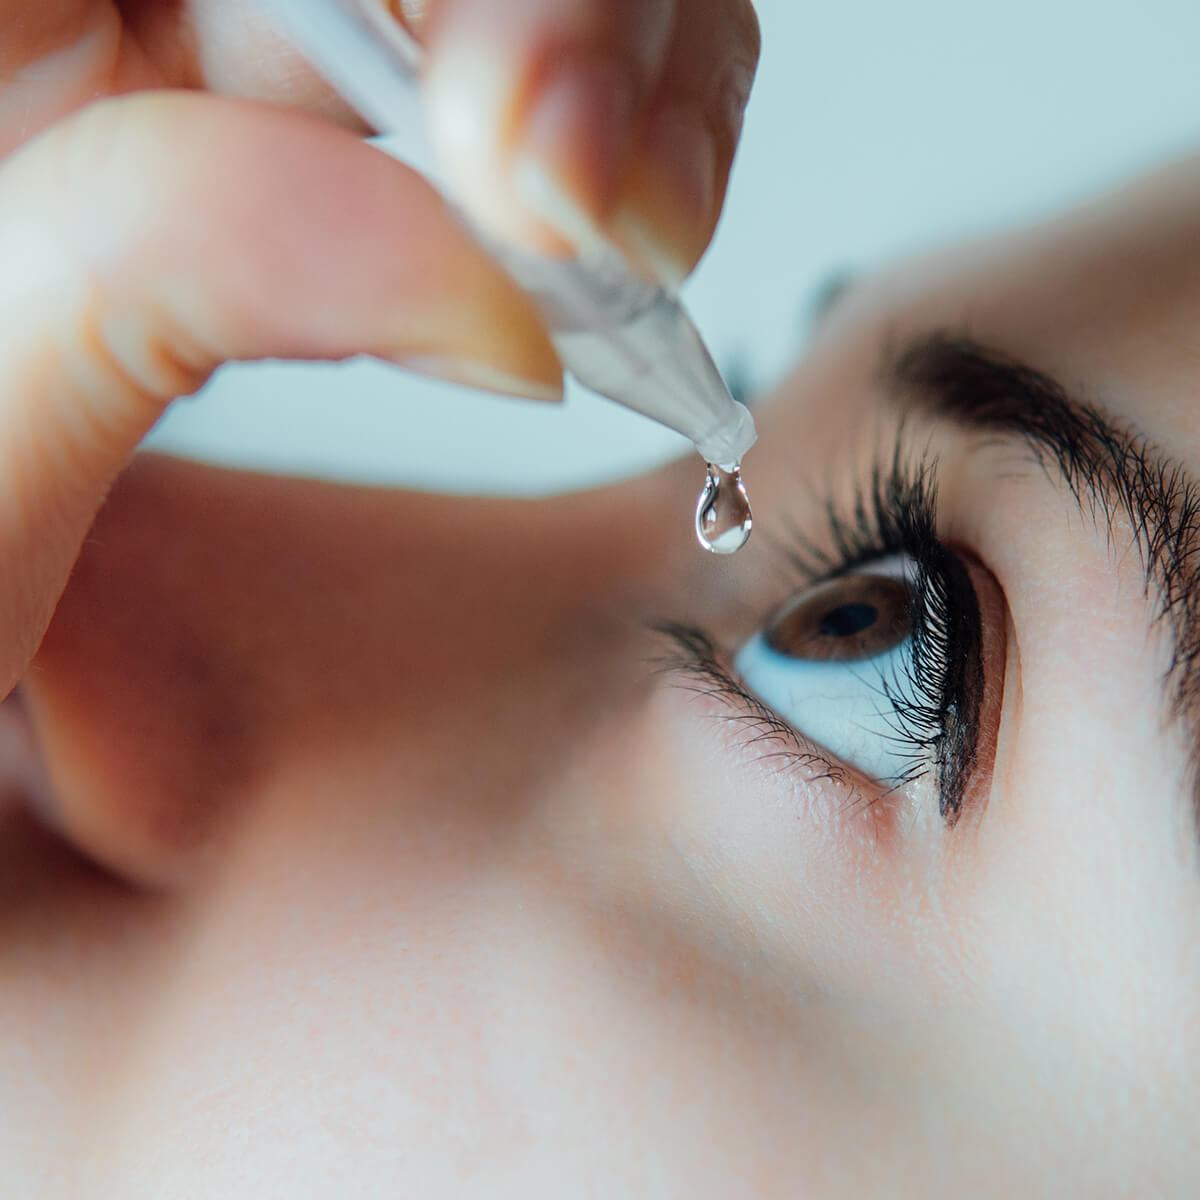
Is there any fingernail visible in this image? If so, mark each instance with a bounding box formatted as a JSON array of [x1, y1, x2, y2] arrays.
[[613, 105, 718, 290], [513, 51, 638, 249], [401, 355, 564, 403]]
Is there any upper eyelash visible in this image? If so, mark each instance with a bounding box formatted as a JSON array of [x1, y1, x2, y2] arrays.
[[654, 446, 984, 821]]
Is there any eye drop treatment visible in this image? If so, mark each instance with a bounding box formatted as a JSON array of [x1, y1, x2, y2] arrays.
[[695, 462, 753, 554], [255, 0, 759, 555]]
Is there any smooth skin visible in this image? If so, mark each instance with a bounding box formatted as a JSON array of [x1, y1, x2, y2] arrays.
[[5, 4, 1200, 1198]]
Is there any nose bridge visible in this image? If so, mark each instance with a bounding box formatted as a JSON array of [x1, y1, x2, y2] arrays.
[[21, 455, 678, 883], [354, 479, 663, 778], [384, 460, 687, 686], [411, 502, 627, 661]]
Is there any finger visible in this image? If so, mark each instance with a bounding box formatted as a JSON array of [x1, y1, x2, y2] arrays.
[[615, 0, 761, 286], [0, 1, 369, 157], [0, 2, 136, 155], [421, 0, 760, 276], [422, 0, 677, 252], [0, 89, 561, 697], [118, 0, 372, 130]]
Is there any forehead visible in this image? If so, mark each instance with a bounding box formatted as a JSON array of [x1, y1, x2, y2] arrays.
[[781, 159, 1200, 469]]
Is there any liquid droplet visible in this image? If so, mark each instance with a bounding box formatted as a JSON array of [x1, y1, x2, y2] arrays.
[[695, 462, 753, 554]]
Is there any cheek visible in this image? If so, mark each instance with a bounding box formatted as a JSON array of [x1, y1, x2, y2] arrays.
[[933, 465, 1200, 1098], [24, 493, 274, 885], [641, 678, 928, 996], [943, 695, 1200, 1154]]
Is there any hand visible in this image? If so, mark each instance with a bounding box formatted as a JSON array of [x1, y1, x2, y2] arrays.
[[414, 0, 762, 284], [0, 0, 759, 702]]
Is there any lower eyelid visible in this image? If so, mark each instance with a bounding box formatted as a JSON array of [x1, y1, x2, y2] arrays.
[[732, 633, 920, 783], [651, 622, 857, 787]]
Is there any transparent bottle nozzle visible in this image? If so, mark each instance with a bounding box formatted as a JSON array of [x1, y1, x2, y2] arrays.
[[253, 0, 758, 478], [496, 241, 758, 468]]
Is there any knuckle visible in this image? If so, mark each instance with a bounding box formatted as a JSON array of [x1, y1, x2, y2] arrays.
[[718, 0, 761, 125], [732, 0, 762, 72], [8, 98, 215, 407], [90, 304, 214, 407], [671, 0, 760, 138], [716, 54, 756, 136]]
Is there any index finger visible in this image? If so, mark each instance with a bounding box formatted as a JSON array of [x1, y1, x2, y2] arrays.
[[421, 0, 761, 277], [619, 0, 761, 285]]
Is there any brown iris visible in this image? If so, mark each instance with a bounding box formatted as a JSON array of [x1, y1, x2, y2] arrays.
[[764, 574, 913, 663]]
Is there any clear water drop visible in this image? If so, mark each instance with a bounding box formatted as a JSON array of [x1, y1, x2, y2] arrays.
[[695, 462, 753, 554]]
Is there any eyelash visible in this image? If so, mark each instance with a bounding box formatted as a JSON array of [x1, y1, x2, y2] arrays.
[[655, 447, 984, 821]]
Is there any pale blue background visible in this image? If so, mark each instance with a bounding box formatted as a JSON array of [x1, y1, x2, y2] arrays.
[[146, 0, 1200, 494]]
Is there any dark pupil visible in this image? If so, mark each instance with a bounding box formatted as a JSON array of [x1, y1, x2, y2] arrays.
[[817, 602, 878, 639]]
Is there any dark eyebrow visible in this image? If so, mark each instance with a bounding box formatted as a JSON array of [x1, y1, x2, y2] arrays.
[[885, 331, 1200, 803]]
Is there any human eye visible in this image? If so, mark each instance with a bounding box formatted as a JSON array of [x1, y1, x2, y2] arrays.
[[657, 450, 1002, 823]]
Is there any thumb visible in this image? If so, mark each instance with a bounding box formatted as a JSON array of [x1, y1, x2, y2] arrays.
[[0, 91, 562, 693]]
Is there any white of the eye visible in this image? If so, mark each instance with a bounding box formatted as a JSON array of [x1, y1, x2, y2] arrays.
[[732, 554, 923, 783]]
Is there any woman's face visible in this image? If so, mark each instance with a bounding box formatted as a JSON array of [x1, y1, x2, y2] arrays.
[[7, 159, 1200, 1195]]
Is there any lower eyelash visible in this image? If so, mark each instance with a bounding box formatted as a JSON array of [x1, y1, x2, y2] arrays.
[[653, 447, 985, 821], [650, 620, 853, 787]]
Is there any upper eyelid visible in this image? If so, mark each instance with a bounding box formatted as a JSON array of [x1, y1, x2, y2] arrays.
[[887, 334, 1200, 746], [775, 443, 940, 589]]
